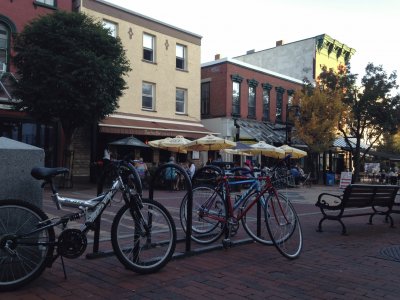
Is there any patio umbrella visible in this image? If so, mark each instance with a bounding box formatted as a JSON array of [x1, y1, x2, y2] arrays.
[[279, 144, 307, 159], [148, 137, 172, 149], [148, 136, 190, 153], [184, 134, 236, 151], [247, 141, 286, 159], [109, 136, 149, 148], [160, 135, 191, 153]]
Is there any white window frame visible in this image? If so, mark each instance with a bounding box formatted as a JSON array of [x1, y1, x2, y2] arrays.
[[176, 88, 186, 114], [0, 24, 8, 73], [102, 20, 118, 38], [143, 33, 155, 62], [176, 44, 186, 70], [142, 82, 155, 110], [35, 0, 55, 6]]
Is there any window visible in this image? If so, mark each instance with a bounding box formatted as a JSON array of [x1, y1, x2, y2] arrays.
[[142, 82, 155, 110], [176, 44, 186, 70], [231, 74, 243, 117], [35, 0, 56, 7], [0, 23, 9, 73], [201, 81, 210, 116], [176, 88, 186, 114], [143, 33, 155, 62], [287, 89, 294, 106], [275, 87, 285, 122], [247, 79, 258, 119], [103, 20, 118, 37], [262, 83, 272, 121]]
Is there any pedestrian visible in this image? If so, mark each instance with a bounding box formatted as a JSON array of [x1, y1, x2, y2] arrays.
[[187, 159, 196, 179]]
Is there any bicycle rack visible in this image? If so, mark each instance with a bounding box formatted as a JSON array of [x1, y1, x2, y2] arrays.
[[86, 163, 259, 260]]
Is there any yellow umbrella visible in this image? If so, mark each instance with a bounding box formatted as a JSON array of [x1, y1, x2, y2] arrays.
[[247, 141, 286, 159], [161, 135, 191, 153], [279, 144, 307, 159], [148, 136, 188, 153], [184, 134, 236, 151]]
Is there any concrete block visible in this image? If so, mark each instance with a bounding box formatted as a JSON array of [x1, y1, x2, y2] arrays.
[[0, 137, 44, 207]]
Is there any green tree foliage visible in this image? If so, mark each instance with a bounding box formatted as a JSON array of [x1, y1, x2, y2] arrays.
[[318, 63, 400, 182], [12, 11, 131, 184], [294, 83, 343, 153]]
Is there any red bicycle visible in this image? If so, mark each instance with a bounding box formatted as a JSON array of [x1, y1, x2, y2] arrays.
[[180, 159, 303, 259]]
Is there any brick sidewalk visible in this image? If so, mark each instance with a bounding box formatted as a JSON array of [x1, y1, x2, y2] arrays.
[[3, 183, 400, 299]]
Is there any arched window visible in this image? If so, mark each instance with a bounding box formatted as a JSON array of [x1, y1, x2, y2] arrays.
[[0, 23, 9, 72], [0, 16, 16, 73]]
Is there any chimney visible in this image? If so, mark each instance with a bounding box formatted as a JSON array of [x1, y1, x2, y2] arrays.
[[246, 49, 255, 55], [215, 54, 221, 60], [276, 40, 284, 46]]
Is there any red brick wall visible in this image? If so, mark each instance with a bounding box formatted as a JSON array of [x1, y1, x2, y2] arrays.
[[0, 0, 72, 73], [202, 60, 303, 123]]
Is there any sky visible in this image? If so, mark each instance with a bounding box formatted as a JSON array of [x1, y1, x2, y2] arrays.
[[105, 0, 400, 85]]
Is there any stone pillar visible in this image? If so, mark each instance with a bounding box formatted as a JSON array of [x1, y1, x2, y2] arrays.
[[0, 137, 44, 207]]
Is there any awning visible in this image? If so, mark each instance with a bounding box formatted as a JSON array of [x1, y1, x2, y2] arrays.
[[99, 113, 216, 139], [235, 118, 307, 148]]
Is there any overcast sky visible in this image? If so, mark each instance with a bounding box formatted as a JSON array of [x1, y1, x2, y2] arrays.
[[105, 0, 400, 85]]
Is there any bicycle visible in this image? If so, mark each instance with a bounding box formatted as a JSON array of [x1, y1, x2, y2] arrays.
[[180, 157, 303, 259], [0, 160, 176, 291]]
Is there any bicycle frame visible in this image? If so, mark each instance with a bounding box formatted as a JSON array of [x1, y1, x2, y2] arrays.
[[202, 173, 288, 226], [11, 175, 129, 251]]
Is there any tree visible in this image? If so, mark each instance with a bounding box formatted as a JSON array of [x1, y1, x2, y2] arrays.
[[12, 11, 131, 186], [293, 79, 344, 180], [318, 63, 400, 182], [294, 84, 343, 153]]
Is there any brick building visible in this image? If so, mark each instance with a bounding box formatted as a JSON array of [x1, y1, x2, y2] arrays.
[[0, 0, 74, 168], [201, 57, 303, 164]]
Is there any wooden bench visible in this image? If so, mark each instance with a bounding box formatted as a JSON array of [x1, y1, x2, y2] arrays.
[[315, 184, 399, 235]]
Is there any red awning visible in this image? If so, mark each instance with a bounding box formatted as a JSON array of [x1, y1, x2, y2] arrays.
[[99, 114, 217, 139]]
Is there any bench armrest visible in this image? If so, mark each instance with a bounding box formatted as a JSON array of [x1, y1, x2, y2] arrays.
[[316, 192, 342, 209]]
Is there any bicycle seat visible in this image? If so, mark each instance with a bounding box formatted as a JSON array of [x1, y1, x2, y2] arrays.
[[31, 167, 69, 180]]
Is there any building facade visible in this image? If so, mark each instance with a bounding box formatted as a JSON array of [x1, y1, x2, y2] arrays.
[[0, 0, 73, 168], [234, 34, 355, 83], [201, 57, 303, 164], [81, 0, 213, 170], [1, 0, 213, 181]]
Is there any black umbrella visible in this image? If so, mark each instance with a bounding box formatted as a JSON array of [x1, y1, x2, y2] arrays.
[[109, 136, 149, 148]]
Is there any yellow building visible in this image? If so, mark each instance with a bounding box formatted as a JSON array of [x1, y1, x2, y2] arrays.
[[234, 34, 355, 83], [78, 0, 213, 167]]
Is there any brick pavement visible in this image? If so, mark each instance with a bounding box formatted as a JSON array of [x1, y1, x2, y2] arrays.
[[3, 182, 400, 299]]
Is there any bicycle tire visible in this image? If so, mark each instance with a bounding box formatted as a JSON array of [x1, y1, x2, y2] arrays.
[[180, 185, 227, 244], [241, 192, 273, 245], [97, 160, 143, 196], [0, 199, 55, 291], [265, 193, 303, 259], [111, 199, 176, 274]]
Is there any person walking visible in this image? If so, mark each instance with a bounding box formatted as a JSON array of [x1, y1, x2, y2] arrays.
[[187, 159, 196, 179]]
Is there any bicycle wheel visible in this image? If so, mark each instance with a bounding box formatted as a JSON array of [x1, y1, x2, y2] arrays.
[[265, 193, 303, 259], [241, 192, 273, 245], [0, 199, 55, 291], [111, 199, 176, 274], [180, 185, 227, 244]]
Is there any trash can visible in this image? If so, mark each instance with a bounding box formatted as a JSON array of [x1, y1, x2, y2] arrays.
[[325, 172, 335, 186]]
